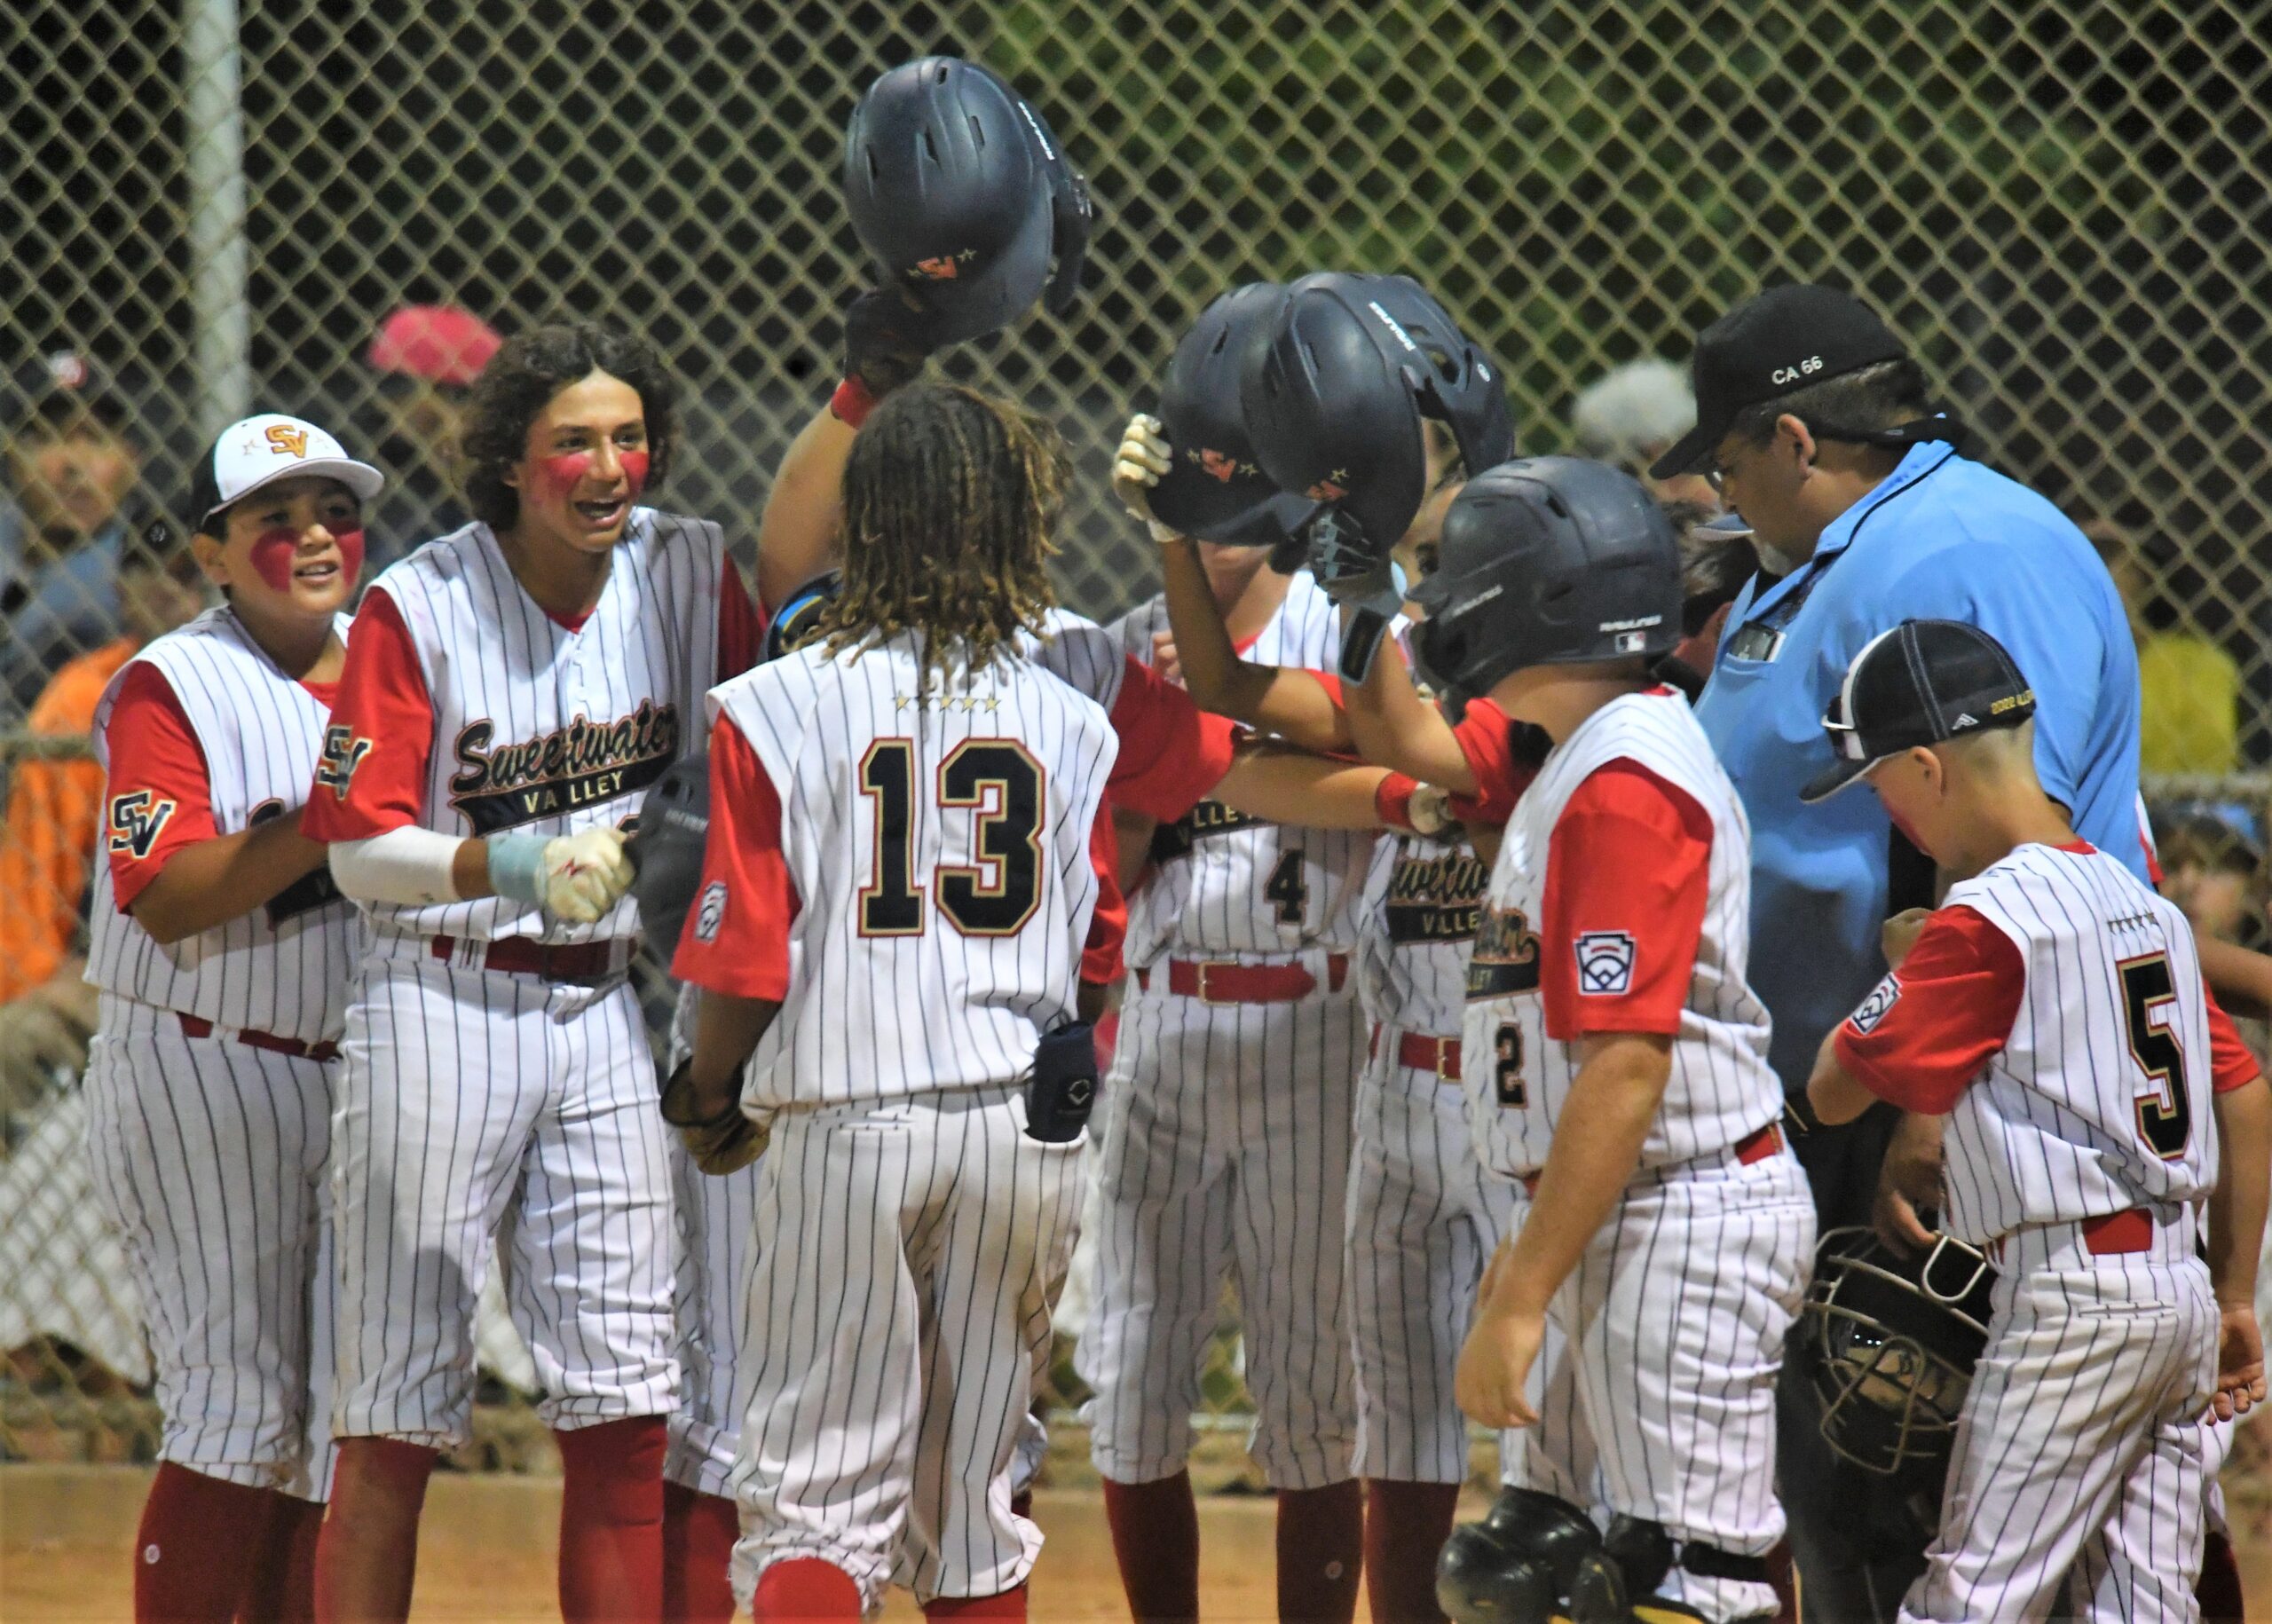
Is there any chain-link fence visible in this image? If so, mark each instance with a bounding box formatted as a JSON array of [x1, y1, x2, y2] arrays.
[[6, 0, 2270, 1467]]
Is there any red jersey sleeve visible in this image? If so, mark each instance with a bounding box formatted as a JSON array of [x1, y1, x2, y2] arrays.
[[1833, 905, 2025, 1115], [1448, 698, 1542, 827], [1082, 803, 1128, 986], [1104, 654, 1239, 824], [671, 714, 799, 1000], [1539, 760, 1714, 1040], [715, 556, 765, 682], [300, 587, 436, 840], [2206, 988, 2263, 1094], [102, 662, 220, 909]]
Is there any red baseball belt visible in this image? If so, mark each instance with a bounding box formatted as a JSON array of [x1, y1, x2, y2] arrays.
[[176, 1013, 338, 1064], [430, 934, 622, 981], [1520, 1119, 1782, 1196], [1137, 953, 1349, 1005], [1369, 1024, 1462, 1080]]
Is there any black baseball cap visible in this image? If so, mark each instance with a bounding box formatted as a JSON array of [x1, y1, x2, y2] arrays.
[[1802, 619, 2037, 803], [1650, 284, 1909, 480]]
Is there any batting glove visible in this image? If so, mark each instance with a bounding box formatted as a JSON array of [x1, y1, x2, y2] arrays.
[[540, 827, 635, 924], [841, 286, 945, 399], [1112, 413, 1178, 541]]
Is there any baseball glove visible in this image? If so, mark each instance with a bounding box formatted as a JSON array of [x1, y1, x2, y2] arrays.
[[659, 1059, 768, 1177]]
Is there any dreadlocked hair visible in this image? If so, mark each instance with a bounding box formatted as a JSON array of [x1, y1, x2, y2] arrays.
[[821, 383, 1066, 675]]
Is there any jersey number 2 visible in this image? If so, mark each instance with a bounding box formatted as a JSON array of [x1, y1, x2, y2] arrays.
[[2119, 951, 2191, 1161], [859, 738, 1045, 938], [1493, 1021, 1526, 1108]]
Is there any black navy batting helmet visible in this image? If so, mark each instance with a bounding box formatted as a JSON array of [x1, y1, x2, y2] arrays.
[[627, 753, 711, 968], [1436, 1487, 1625, 1624], [1242, 271, 1514, 548], [1795, 1226, 1997, 1476], [1148, 282, 1317, 548], [1409, 456, 1679, 714], [843, 57, 1093, 345]]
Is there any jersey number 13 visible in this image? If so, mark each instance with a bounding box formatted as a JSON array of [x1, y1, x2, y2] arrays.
[[859, 737, 1045, 938]]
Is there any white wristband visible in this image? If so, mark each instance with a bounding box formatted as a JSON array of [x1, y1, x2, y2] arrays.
[[327, 825, 467, 907]]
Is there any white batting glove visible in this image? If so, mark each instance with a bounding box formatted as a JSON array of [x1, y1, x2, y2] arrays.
[[1112, 413, 1174, 535], [1407, 783, 1456, 839], [540, 827, 635, 925]]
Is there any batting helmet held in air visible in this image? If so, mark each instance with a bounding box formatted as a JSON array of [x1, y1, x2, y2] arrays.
[[1794, 1225, 1997, 1476], [1242, 271, 1514, 549], [1408, 456, 1680, 715], [1148, 282, 1318, 548], [843, 57, 1093, 345], [765, 569, 841, 663]]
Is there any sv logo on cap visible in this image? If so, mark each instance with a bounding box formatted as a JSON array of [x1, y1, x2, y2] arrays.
[[265, 424, 309, 458]]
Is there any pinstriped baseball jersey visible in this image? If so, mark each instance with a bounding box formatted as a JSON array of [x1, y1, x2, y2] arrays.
[[301, 508, 727, 943], [689, 629, 1118, 1106], [1852, 844, 2219, 1247], [1463, 688, 1780, 1179], [1111, 572, 1374, 964], [86, 606, 361, 1045], [1354, 831, 1487, 1038]]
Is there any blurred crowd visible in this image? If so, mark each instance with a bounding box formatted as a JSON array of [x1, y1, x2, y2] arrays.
[[3, 316, 2266, 1390]]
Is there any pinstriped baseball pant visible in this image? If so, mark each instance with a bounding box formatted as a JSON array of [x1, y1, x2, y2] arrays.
[[329, 949, 678, 1446], [83, 996, 338, 1500], [1078, 976, 1365, 1490], [725, 1084, 1083, 1612]]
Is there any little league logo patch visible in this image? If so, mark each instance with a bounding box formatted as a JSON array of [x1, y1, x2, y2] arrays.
[[1574, 930, 1637, 996], [1849, 973, 1902, 1035], [694, 879, 728, 944]]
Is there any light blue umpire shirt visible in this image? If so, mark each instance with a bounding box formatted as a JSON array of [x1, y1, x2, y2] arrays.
[[1694, 438, 2144, 1094]]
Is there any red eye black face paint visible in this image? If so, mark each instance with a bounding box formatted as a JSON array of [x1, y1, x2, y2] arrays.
[[333, 526, 367, 584], [248, 527, 304, 593], [619, 448, 650, 497], [539, 452, 594, 501]]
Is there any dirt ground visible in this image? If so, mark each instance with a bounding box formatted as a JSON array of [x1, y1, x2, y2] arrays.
[[7, 1464, 2272, 1620]]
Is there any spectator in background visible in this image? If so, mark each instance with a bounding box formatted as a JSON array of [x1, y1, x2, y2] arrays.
[[1571, 355, 1720, 507], [360, 303, 501, 564], [2087, 517, 2241, 776], [0, 518, 205, 1101], [2155, 799, 2268, 953], [2, 352, 147, 722]]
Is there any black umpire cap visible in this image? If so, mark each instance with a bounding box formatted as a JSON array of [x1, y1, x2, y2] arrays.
[[1651, 284, 1910, 480], [1803, 619, 2037, 802]]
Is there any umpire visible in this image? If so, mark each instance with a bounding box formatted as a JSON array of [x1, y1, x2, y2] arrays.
[[1658, 283, 2145, 1621]]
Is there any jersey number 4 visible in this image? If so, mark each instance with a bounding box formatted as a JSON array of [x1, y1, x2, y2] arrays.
[[859, 737, 1045, 938], [2119, 951, 2191, 1161]]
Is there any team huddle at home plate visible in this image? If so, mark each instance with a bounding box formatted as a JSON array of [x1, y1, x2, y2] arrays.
[[78, 50, 2272, 1624]]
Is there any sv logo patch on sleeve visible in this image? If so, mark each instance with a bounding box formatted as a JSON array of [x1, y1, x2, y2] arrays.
[[1849, 973, 1902, 1035], [694, 879, 728, 944], [315, 724, 374, 800], [1574, 929, 1637, 996], [106, 790, 177, 859]]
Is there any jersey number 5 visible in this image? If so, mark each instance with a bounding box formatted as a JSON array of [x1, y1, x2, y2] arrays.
[[2119, 951, 2191, 1161], [860, 738, 1045, 938]]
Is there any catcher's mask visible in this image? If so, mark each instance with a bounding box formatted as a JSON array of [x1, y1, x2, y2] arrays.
[[1797, 1225, 1996, 1475]]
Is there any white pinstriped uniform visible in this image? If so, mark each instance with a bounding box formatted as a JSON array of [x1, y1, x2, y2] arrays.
[[659, 608, 1142, 1507], [698, 632, 1116, 1610], [326, 510, 725, 1445], [1882, 845, 2219, 1624], [1345, 832, 1525, 1486], [1077, 572, 1377, 1491], [82, 607, 359, 1500], [1464, 690, 1810, 1622]]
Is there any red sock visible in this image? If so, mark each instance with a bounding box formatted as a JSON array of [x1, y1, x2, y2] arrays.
[[1764, 1537, 1798, 1624], [243, 1492, 326, 1623], [750, 1557, 863, 1621], [925, 1585, 1026, 1620], [1278, 1480, 1364, 1624], [556, 1415, 667, 1624], [314, 1437, 437, 1624], [133, 1462, 274, 1623], [1362, 1479, 1460, 1624], [2198, 1527, 2244, 1624], [660, 1480, 740, 1624], [1100, 1472, 1200, 1623]]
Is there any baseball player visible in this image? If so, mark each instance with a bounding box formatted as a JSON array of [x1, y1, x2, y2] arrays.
[[1424, 460, 1811, 1624], [661, 382, 1132, 1622], [81, 413, 380, 1622], [303, 324, 761, 1624], [1803, 618, 2268, 1624]]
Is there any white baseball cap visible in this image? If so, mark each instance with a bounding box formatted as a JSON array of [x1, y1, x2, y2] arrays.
[[189, 412, 384, 532]]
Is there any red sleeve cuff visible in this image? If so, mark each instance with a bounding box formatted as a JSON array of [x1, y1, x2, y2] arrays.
[[1448, 698, 1542, 826], [1832, 906, 2025, 1114], [2207, 988, 2263, 1095], [103, 662, 218, 907], [670, 715, 798, 999], [1105, 658, 1239, 823], [299, 587, 435, 841]]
